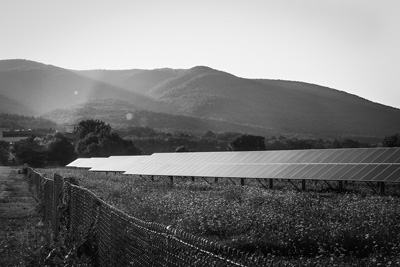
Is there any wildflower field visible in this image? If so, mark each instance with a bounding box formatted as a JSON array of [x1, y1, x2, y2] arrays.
[[39, 168, 400, 266]]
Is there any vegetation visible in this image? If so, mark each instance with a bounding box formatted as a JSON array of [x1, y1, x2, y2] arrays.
[[383, 133, 400, 147], [12, 136, 48, 167], [41, 133, 76, 166], [74, 119, 141, 157], [0, 113, 56, 130], [0, 141, 9, 165], [43, 99, 269, 137], [121, 127, 374, 155], [264, 136, 371, 150], [39, 168, 400, 266], [229, 134, 266, 151]]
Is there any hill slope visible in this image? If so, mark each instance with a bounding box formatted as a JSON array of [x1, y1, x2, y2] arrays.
[[0, 59, 172, 115], [1, 59, 399, 139], [146, 66, 400, 138], [0, 92, 33, 115], [42, 99, 272, 136]]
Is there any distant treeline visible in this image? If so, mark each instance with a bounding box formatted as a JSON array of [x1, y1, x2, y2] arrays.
[[0, 113, 57, 130], [6, 119, 397, 167], [119, 126, 374, 155]]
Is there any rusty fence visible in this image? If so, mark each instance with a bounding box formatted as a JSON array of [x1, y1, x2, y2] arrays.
[[27, 168, 273, 267]]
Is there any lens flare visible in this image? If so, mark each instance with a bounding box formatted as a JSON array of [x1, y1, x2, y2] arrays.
[[126, 113, 133, 120]]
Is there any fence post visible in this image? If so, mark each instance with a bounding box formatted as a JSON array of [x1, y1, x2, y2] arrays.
[[53, 174, 63, 241]]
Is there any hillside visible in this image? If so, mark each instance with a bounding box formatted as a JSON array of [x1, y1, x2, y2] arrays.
[[0, 92, 33, 115], [146, 67, 400, 139], [1, 59, 400, 139], [0, 59, 172, 115], [42, 99, 273, 136]]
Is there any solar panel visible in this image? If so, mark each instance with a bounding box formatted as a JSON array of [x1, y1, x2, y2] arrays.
[[338, 148, 367, 163], [360, 165, 391, 181], [65, 158, 83, 167], [321, 149, 348, 163], [296, 164, 327, 179], [361, 149, 390, 163], [383, 149, 400, 163], [88, 158, 112, 170], [324, 164, 351, 180], [372, 148, 398, 163], [309, 164, 338, 179], [90, 156, 150, 172], [336, 165, 367, 180], [383, 166, 400, 182], [314, 150, 336, 163], [66, 158, 99, 169], [303, 150, 329, 163], [116, 148, 400, 183], [346, 164, 377, 181]]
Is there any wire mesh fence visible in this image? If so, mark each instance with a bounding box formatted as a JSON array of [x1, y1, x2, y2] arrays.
[[27, 168, 272, 267]]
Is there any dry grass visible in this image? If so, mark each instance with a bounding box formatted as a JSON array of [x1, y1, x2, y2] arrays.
[[38, 168, 400, 266]]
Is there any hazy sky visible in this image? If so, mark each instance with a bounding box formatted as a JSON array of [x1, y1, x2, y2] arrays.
[[1, 0, 399, 108]]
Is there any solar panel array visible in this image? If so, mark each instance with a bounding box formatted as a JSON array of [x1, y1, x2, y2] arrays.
[[66, 158, 105, 169], [66, 148, 400, 182], [90, 155, 150, 172]]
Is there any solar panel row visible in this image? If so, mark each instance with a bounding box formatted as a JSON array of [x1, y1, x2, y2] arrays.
[[66, 156, 150, 172], [65, 148, 400, 182]]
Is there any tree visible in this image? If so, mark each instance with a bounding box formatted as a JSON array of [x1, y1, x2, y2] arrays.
[[75, 119, 111, 139], [202, 131, 216, 140], [75, 119, 141, 157], [44, 133, 76, 165], [0, 141, 10, 165], [12, 136, 47, 167], [229, 134, 266, 151], [382, 133, 400, 147]]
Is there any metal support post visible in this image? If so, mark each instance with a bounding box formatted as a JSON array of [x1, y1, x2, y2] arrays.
[[338, 181, 343, 191], [323, 180, 334, 190], [380, 182, 385, 195], [301, 180, 306, 191]]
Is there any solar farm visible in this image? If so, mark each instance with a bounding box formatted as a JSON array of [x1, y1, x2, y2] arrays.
[[67, 147, 400, 194], [52, 147, 400, 265]]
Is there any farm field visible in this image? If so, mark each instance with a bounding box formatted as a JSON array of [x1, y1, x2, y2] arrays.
[[38, 168, 400, 266]]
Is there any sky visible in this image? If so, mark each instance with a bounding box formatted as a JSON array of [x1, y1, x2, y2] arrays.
[[1, 0, 399, 109]]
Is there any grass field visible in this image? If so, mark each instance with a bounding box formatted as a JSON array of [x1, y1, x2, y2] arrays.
[[38, 168, 400, 266]]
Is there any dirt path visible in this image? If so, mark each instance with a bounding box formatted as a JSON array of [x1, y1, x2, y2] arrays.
[[0, 166, 44, 266]]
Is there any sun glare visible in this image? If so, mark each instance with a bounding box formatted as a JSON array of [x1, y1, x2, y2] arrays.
[[126, 113, 133, 120]]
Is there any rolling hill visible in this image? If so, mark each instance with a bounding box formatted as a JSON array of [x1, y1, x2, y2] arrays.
[[0, 59, 172, 114], [42, 99, 274, 136], [1, 59, 400, 139]]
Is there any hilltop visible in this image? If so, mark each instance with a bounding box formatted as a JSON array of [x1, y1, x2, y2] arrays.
[[1, 59, 399, 140]]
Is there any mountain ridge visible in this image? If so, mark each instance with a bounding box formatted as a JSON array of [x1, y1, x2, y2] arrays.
[[1, 59, 399, 139]]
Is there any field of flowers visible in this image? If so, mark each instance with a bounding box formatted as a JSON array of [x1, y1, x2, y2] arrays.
[[39, 168, 400, 266]]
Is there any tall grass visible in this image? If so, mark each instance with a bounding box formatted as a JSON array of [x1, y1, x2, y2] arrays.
[[39, 168, 400, 265]]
